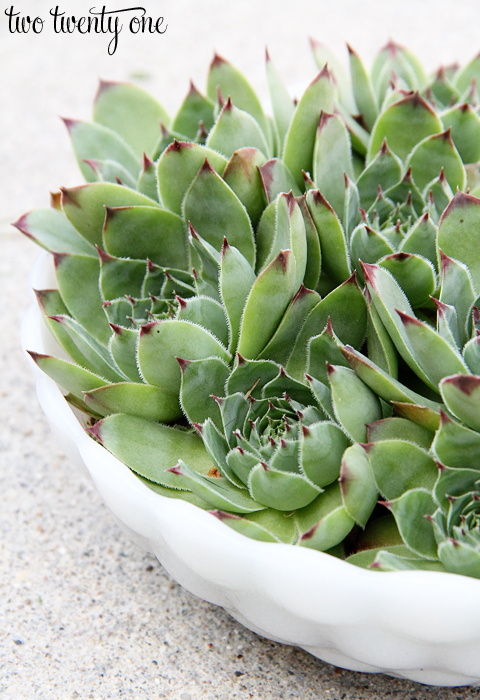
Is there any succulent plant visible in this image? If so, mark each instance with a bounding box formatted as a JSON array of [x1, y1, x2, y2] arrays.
[[17, 40, 480, 578]]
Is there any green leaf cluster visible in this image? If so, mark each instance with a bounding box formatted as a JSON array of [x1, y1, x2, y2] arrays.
[[17, 42, 480, 578]]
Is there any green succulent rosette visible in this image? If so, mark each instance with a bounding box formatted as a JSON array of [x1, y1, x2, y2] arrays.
[[17, 41, 480, 578]]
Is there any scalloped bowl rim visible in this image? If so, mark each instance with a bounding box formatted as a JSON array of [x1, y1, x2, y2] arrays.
[[20, 251, 480, 687]]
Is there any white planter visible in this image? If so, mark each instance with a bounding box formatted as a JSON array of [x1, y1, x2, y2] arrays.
[[21, 251, 480, 688]]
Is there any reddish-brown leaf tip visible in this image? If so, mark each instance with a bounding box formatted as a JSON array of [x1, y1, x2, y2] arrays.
[[167, 465, 183, 475], [210, 510, 241, 521], [142, 152, 153, 172], [395, 308, 423, 327], [175, 295, 187, 310], [176, 357, 190, 372], [441, 374, 480, 396], [86, 421, 104, 443], [140, 321, 159, 336], [439, 190, 480, 227], [61, 117, 81, 133], [211, 52, 227, 68], [301, 523, 319, 541]]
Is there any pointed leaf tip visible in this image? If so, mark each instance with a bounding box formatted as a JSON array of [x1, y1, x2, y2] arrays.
[[326, 361, 335, 377], [441, 374, 480, 396], [175, 295, 187, 309], [176, 357, 190, 372], [61, 117, 81, 133], [12, 212, 30, 235], [211, 52, 227, 68], [188, 221, 200, 239], [395, 308, 423, 327], [86, 421, 103, 443], [201, 158, 215, 175], [301, 523, 319, 541], [209, 510, 240, 521], [359, 260, 377, 285], [142, 152, 153, 171], [439, 190, 480, 226], [140, 321, 160, 336], [26, 349, 51, 364], [360, 442, 373, 454], [167, 464, 183, 475], [318, 64, 330, 80]]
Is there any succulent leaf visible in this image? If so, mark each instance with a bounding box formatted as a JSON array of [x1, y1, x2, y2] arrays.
[[306, 190, 351, 286], [368, 92, 442, 163], [287, 273, 367, 379], [296, 482, 355, 552], [28, 352, 109, 400], [437, 192, 480, 292], [259, 285, 320, 366], [179, 356, 230, 430], [157, 141, 227, 215], [172, 82, 215, 140], [440, 375, 480, 432], [93, 81, 169, 158], [64, 118, 140, 182], [300, 421, 350, 488], [283, 68, 335, 188], [347, 44, 378, 131], [84, 382, 181, 422], [54, 253, 112, 346], [328, 364, 382, 442], [137, 319, 230, 394], [14, 208, 96, 256], [433, 411, 480, 470], [184, 160, 255, 267], [237, 250, 297, 359], [207, 55, 269, 141], [313, 112, 353, 222], [407, 130, 466, 193], [207, 99, 269, 159], [248, 462, 321, 511], [387, 488, 438, 559], [367, 417, 434, 450], [61, 183, 160, 249], [340, 443, 378, 527], [222, 148, 267, 227], [441, 103, 480, 164]]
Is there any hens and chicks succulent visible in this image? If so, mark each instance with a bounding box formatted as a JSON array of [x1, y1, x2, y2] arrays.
[[17, 40, 480, 578]]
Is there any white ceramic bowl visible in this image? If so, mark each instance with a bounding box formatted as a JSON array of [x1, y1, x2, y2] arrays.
[[21, 251, 480, 687]]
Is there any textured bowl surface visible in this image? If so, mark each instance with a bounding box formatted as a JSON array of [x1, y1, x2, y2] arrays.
[[21, 252, 480, 688]]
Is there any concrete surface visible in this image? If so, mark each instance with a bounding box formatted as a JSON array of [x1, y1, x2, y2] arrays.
[[2, 1, 480, 697]]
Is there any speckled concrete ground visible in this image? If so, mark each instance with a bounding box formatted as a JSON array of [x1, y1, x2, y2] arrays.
[[3, 1, 480, 697]]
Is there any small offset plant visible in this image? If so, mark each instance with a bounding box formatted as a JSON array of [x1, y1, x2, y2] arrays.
[[17, 40, 480, 578]]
